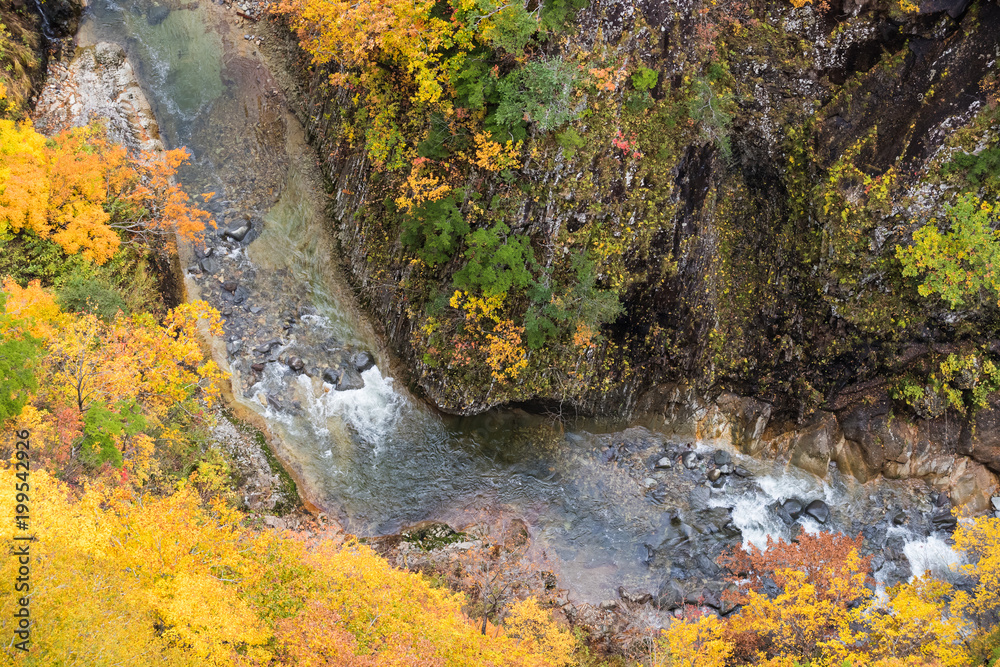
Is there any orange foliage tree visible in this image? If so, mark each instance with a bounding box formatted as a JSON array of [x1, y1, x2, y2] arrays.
[[0, 120, 210, 264], [656, 531, 982, 666]]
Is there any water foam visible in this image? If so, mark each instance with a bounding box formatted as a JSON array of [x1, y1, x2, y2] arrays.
[[303, 368, 405, 449]]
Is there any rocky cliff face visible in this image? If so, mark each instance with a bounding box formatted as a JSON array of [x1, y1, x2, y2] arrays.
[[277, 0, 1000, 500]]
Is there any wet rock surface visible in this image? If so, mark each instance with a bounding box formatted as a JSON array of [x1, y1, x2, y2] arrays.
[[31, 42, 163, 152]]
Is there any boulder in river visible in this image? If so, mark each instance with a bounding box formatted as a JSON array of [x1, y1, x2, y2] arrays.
[[682, 451, 698, 469], [200, 256, 221, 274], [804, 499, 830, 524], [781, 498, 804, 520], [707, 468, 722, 482], [322, 368, 342, 385], [223, 222, 252, 242], [147, 3, 171, 24], [618, 586, 652, 605], [336, 366, 365, 391], [353, 351, 376, 372], [713, 450, 732, 466], [930, 509, 957, 532]]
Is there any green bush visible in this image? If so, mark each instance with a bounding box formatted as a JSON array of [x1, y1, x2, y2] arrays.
[[896, 194, 1000, 309], [453, 222, 534, 297], [490, 57, 580, 138], [942, 146, 1000, 194], [57, 274, 128, 321], [524, 250, 621, 349], [487, 4, 537, 55], [631, 66, 658, 92], [555, 127, 586, 158], [687, 74, 733, 156], [401, 191, 470, 267], [79, 400, 148, 469], [540, 0, 588, 32]]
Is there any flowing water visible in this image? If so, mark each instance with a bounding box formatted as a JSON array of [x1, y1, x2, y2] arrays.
[[76, 0, 963, 606]]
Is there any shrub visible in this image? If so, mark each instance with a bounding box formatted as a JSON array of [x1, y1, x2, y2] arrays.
[[453, 222, 534, 297], [401, 191, 470, 267], [631, 66, 658, 92], [896, 194, 1000, 309], [57, 274, 128, 321], [491, 57, 580, 138]]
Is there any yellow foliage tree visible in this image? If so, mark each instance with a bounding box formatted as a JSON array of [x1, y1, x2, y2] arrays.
[[0, 120, 210, 264]]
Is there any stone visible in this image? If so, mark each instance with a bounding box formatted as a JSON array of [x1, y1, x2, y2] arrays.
[[719, 463, 734, 474], [322, 368, 342, 385], [147, 3, 171, 24], [992, 496, 1000, 512], [222, 280, 238, 293], [696, 554, 721, 577], [734, 465, 751, 477], [641, 477, 657, 490], [223, 222, 252, 242], [788, 411, 841, 478], [353, 350, 375, 372], [336, 366, 365, 391], [707, 468, 722, 482], [262, 515, 286, 530], [599, 600, 617, 611], [618, 586, 652, 605], [254, 339, 280, 354], [682, 451, 698, 469], [781, 499, 804, 520], [772, 502, 794, 526], [655, 457, 673, 470], [804, 499, 830, 524], [713, 450, 732, 466], [226, 340, 242, 354], [200, 256, 221, 274], [931, 509, 958, 532], [288, 356, 305, 372], [251, 362, 265, 372]]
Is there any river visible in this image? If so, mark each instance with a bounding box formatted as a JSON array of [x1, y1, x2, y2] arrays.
[[75, 0, 961, 607]]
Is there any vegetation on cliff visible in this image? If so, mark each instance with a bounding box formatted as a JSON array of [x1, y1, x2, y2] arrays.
[[275, 0, 1000, 424]]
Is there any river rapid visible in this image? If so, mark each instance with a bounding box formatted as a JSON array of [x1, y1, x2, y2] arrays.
[[75, 0, 964, 608]]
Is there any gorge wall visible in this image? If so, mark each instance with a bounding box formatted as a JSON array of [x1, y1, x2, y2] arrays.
[[270, 0, 1000, 504]]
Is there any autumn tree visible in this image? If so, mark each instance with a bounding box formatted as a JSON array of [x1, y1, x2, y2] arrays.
[[1, 278, 224, 480], [0, 120, 210, 264]]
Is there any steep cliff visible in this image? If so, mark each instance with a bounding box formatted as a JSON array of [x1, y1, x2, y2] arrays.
[[273, 0, 1000, 491]]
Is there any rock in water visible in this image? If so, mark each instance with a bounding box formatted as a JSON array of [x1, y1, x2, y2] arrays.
[[804, 499, 830, 524], [322, 368, 342, 385], [353, 351, 376, 372], [931, 509, 957, 532], [336, 366, 365, 391], [618, 586, 652, 605], [288, 356, 305, 372], [707, 468, 722, 482], [681, 451, 698, 469], [147, 3, 171, 24], [224, 222, 252, 242], [713, 450, 732, 466], [200, 256, 221, 274], [782, 499, 804, 520]]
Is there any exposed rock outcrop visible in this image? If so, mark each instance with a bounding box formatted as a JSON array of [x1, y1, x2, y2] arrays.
[[32, 42, 163, 152]]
